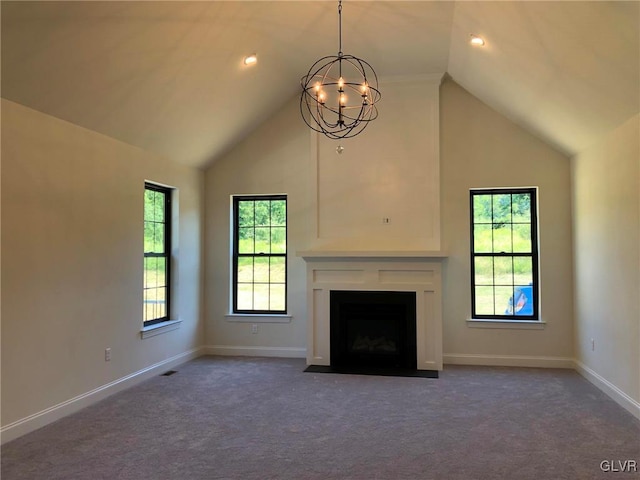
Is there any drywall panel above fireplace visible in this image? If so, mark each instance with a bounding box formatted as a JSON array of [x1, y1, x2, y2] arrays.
[[309, 75, 443, 252]]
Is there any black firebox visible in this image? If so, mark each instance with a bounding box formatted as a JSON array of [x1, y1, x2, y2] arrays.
[[330, 290, 417, 371]]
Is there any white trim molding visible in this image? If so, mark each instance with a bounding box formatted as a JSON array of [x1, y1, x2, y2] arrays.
[[467, 319, 546, 330], [443, 353, 574, 369], [0, 347, 203, 445], [204, 345, 306, 359], [225, 314, 292, 323], [298, 250, 448, 260], [379, 73, 445, 85], [575, 360, 640, 421], [301, 257, 445, 371], [140, 319, 182, 339]]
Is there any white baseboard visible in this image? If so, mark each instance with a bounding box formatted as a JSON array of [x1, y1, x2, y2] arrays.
[[204, 345, 306, 359], [443, 353, 575, 369], [5, 347, 636, 445], [1, 347, 203, 445], [574, 360, 640, 421]]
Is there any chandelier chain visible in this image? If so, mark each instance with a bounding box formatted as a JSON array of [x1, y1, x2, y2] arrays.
[[338, 0, 343, 57]]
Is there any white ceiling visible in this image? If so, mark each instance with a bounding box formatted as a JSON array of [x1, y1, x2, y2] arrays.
[[2, 1, 638, 169]]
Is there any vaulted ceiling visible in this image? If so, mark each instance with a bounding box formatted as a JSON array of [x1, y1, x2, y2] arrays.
[[2, 1, 638, 169]]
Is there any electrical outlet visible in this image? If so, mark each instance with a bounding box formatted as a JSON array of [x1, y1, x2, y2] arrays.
[[251, 324, 258, 334], [105, 348, 111, 362], [382, 217, 391, 224]]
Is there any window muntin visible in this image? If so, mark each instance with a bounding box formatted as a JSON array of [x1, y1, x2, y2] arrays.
[[233, 195, 287, 314], [144, 184, 171, 326], [470, 188, 539, 320]]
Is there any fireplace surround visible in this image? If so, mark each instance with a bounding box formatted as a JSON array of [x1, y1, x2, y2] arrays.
[[299, 251, 446, 373]]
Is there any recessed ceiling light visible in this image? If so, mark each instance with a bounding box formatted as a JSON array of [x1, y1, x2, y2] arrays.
[[243, 54, 257, 66], [470, 34, 485, 47]]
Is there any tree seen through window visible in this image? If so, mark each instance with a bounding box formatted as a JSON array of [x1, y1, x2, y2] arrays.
[[471, 188, 539, 320], [233, 196, 287, 313]]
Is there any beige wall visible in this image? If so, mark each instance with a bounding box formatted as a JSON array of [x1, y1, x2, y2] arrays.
[[4, 75, 636, 440], [204, 97, 313, 355], [313, 77, 442, 251], [205, 78, 574, 366], [204, 78, 442, 354], [1, 100, 204, 439], [572, 114, 640, 412], [440, 80, 574, 365]]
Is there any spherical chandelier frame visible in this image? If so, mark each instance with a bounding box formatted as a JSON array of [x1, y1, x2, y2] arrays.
[[299, 1, 381, 140], [300, 54, 381, 140]]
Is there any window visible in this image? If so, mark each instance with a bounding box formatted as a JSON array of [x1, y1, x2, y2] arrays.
[[470, 188, 539, 320], [144, 183, 171, 326], [233, 195, 287, 314]]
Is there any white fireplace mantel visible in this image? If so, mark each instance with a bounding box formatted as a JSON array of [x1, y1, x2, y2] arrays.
[[298, 250, 448, 260], [299, 251, 447, 371]]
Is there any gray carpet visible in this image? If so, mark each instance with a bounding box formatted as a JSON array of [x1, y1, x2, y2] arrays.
[[2, 356, 639, 480]]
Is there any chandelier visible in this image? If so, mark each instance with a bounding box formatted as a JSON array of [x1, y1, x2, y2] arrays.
[[300, 0, 381, 140]]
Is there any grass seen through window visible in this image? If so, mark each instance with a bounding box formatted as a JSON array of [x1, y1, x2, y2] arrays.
[[143, 185, 170, 325], [471, 189, 538, 319], [234, 196, 287, 313]]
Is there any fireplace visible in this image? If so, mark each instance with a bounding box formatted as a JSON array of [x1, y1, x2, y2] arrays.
[[299, 251, 445, 374], [330, 290, 417, 370]]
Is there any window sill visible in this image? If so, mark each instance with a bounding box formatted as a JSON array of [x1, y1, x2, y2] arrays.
[[140, 319, 182, 339], [467, 319, 546, 330], [225, 314, 292, 324]]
